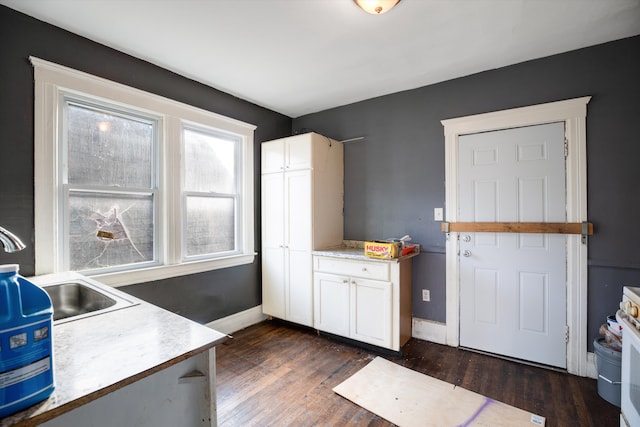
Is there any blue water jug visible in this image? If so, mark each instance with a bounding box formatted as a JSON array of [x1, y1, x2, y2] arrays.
[[0, 264, 54, 418]]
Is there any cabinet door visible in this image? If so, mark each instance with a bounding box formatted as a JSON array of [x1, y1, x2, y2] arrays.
[[314, 272, 350, 336], [261, 140, 285, 174], [261, 173, 285, 318], [41, 352, 213, 427], [350, 278, 392, 348], [284, 170, 313, 325], [285, 135, 312, 171]]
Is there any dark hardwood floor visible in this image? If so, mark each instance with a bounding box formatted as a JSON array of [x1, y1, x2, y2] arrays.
[[216, 319, 619, 426]]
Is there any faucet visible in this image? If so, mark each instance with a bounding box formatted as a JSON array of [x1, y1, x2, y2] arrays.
[[0, 226, 26, 253]]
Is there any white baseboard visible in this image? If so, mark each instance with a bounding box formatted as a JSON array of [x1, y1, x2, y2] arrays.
[[205, 305, 267, 335], [412, 317, 447, 345]]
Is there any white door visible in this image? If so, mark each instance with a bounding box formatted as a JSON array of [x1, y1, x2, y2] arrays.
[[458, 122, 567, 368]]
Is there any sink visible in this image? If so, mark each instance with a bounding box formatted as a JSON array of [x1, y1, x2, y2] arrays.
[[30, 273, 139, 324]]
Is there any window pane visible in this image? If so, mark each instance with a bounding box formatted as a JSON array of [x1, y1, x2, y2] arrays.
[[68, 192, 154, 271], [67, 102, 154, 188], [185, 196, 235, 256], [184, 128, 236, 193]]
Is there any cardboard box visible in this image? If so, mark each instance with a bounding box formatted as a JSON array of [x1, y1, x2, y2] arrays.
[[364, 241, 401, 259]]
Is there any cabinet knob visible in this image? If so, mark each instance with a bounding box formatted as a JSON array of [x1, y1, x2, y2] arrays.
[[362, 267, 367, 272], [343, 279, 349, 284]]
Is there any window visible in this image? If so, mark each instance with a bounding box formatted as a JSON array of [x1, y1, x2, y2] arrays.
[[32, 57, 256, 286], [65, 100, 158, 272], [182, 126, 241, 259]]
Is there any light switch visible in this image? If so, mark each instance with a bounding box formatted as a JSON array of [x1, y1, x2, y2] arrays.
[[434, 208, 443, 221]]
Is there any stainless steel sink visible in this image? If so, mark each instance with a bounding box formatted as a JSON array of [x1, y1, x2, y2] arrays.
[[31, 273, 139, 324]]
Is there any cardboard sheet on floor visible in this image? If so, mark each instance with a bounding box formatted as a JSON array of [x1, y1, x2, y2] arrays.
[[333, 356, 545, 427]]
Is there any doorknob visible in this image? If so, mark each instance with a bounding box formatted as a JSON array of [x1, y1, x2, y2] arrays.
[[462, 235, 471, 242], [462, 250, 472, 257]]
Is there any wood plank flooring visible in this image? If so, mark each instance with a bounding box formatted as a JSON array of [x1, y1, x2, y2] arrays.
[[216, 319, 619, 426]]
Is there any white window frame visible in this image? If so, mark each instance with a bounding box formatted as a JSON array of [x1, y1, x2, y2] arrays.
[[32, 57, 256, 287], [61, 96, 163, 273], [181, 122, 244, 262]]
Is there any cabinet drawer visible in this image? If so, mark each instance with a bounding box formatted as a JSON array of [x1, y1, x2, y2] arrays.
[[314, 256, 390, 281]]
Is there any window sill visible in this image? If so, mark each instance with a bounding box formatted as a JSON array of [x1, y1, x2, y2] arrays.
[[89, 253, 257, 287]]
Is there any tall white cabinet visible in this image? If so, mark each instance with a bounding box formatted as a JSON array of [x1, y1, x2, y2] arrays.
[[261, 132, 343, 327]]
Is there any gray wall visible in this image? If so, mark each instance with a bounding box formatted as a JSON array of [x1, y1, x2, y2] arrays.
[[0, 6, 291, 324], [293, 35, 640, 351], [3, 4, 640, 351]]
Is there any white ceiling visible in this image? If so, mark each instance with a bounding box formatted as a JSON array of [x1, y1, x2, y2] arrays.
[[2, 0, 640, 118]]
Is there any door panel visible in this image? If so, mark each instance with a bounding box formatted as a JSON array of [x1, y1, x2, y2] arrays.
[[314, 273, 350, 336], [519, 271, 548, 333], [351, 278, 392, 348], [261, 140, 284, 174], [284, 170, 313, 326], [261, 173, 285, 318], [459, 122, 567, 368], [262, 246, 285, 318], [473, 268, 498, 325], [286, 137, 311, 171]]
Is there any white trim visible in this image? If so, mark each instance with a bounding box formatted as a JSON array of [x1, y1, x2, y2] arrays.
[[31, 57, 256, 285], [441, 96, 591, 376], [92, 253, 257, 287], [205, 305, 267, 335], [412, 317, 447, 345]]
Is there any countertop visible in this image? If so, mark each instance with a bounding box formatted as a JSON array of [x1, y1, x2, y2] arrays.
[[1, 273, 227, 427], [313, 243, 420, 262]]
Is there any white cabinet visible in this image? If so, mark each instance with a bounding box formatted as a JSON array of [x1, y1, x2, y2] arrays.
[[261, 135, 312, 173], [41, 349, 216, 427], [313, 255, 413, 351], [261, 133, 343, 327]]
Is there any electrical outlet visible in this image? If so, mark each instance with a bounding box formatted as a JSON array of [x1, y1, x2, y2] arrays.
[[422, 289, 430, 302], [434, 208, 443, 221]]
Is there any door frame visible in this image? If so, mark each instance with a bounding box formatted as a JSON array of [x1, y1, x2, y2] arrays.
[[441, 96, 591, 376]]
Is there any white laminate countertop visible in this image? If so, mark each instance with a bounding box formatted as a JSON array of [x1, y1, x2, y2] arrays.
[[1, 273, 227, 427]]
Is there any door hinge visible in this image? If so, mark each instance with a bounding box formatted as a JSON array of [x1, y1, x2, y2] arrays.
[[564, 138, 569, 158], [565, 325, 570, 343]]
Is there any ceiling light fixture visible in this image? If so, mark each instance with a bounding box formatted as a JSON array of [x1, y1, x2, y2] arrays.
[[353, 0, 401, 15]]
